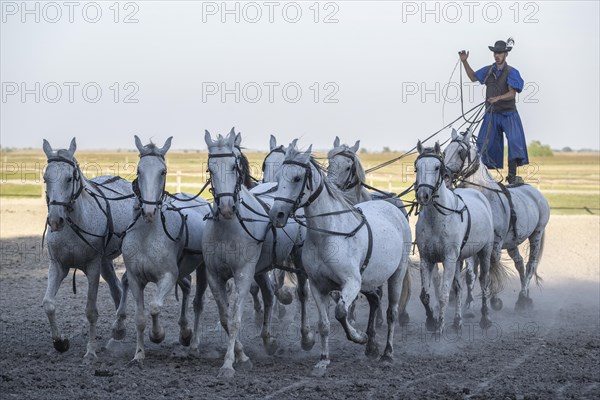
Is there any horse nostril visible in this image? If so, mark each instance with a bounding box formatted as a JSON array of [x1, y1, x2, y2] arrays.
[[277, 212, 284, 220], [58, 217, 64, 226]]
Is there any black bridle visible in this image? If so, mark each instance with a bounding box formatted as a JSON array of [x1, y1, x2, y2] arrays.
[[261, 146, 286, 174], [45, 157, 84, 212], [445, 138, 480, 183], [330, 151, 360, 190], [414, 152, 447, 200], [274, 159, 324, 211], [132, 152, 167, 212]]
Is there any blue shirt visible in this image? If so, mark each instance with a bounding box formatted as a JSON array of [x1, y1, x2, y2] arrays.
[[474, 64, 524, 93]]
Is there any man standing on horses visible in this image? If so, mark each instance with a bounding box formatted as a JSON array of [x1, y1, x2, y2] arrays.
[[459, 38, 528, 185]]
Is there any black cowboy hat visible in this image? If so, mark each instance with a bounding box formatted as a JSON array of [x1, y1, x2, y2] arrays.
[[488, 39, 513, 53]]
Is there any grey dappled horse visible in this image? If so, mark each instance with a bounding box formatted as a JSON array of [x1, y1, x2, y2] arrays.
[[414, 141, 509, 332], [443, 129, 550, 311], [42, 138, 135, 359], [203, 129, 312, 379], [327, 136, 413, 327], [269, 141, 412, 377], [112, 136, 210, 367]]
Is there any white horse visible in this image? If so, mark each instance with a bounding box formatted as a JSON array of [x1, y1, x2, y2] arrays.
[[443, 128, 550, 311], [203, 129, 312, 379], [42, 138, 135, 359], [327, 136, 412, 327], [111, 136, 210, 367], [414, 141, 509, 332], [269, 141, 411, 377]]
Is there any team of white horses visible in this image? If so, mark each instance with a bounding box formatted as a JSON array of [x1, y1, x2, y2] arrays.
[[41, 128, 549, 377]]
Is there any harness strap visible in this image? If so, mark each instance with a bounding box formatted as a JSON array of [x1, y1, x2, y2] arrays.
[[455, 194, 472, 251], [360, 213, 373, 275], [497, 182, 518, 239]]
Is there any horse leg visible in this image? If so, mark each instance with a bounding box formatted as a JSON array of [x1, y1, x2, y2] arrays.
[[381, 263, 406, 363], [398, 273, 411, 327], [177, 275, 193, 346], [478, 246, 493, 329], [128, 274, 146, 368], [296, 271, 315, 351], [375, 285, 385, 329], [363, 290, 381, 359], [112, 270, 129, 340], [100, 258, 122, 309], [452, 261, 463, 330], [83, 262, 101, 360], [507, 246, 527, 312], [254, 272, 278, 356], [437, 257, 457, 334], [523, 230, 544, 310], [149, 272, 177, 344], [489, 243, 505, 311], [218, 265, 254, 379], [42, 261, 70, 353], [419, 259, 436, 332], [249, 280, 263, 326], [310, 287, 331, 377], [335, 278, 367, 344], [191, 263, 208, 352], [464, 257, 477, 318]]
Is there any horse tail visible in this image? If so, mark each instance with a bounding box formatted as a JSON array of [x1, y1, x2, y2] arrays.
[[489, 254, 513, 297], [533, 231, 545, 287]]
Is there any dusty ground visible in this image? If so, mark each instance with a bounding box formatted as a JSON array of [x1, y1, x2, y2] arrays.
[[1, 199, 599, 399]]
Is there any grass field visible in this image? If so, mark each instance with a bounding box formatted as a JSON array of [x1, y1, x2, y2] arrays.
[[1, 148, 598, 215]]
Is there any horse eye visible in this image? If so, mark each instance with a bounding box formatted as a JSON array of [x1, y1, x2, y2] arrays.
[[435, 166, 440, 171], [293, 176, 301, 183], [67, 177, 72, 182], [346, 166, 351, 171], [161, 170, 166, 176]]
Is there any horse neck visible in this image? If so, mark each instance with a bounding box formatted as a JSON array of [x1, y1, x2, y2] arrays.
[[465, 152, 498, 189], [428, 179, 456, 211]]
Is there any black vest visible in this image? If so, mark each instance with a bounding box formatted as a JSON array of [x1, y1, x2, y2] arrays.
[[484, 64, 517, 113]]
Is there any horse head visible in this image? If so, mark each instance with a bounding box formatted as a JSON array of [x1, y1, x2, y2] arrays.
[[134, 135, 172, 223], [205, 127, 243, 220], [43, 138, 81, 232], [326, 136, 362, 190], [269, 140, 313, 228], [261, 134, 287, 183], [443, 128, 476, 181], [414, 140, 445, 206]]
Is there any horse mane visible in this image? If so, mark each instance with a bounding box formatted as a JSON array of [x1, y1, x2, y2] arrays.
[[139, 142, 163, 157], [238, 150, 256, 189], [327, 145, 367, 184]]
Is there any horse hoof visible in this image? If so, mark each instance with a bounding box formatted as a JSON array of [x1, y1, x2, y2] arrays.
[[425, 318, 437, 332], [479, 318, 492, 330], [218, 367, 236, 379], [525, 297, 534, 310], [149, 330, 165, 344], [112, 327, 126, 341], [301, 332, 316, 351], [276, 288, 294, 305], [379, 354, 393, 364], [264, 339, 278, 356], [83, 351, 98, 364], [329, 290, 341, 303], [128, 358, 144, 370], [236, 358, 253, 371], [53, 338, 70, 353], [179, 329, 193, 347], [365, 343, 380, 360], [311, 360, 330, 378], [398, 312, 410, 327], [491, 297, 503, 311]]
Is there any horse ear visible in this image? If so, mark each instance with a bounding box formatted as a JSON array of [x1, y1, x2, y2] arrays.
[[290, 138, 299, 150], [300, 145, 313, 162], [269, 134, 277, 150], [234, 131, 242, 147], [160, 136, 172, 155], [42, 139, 53, 157], [333, 136, 340, 148], [204, 130, 213, 147], [463, 129, 472, 143], [416, 140, 423, 154], [451, 128, 458, 141], [434, 141, 441, 155], [350, 140, 360, 154], [134, 135, 145, 153], [68, 138, 77, 156]]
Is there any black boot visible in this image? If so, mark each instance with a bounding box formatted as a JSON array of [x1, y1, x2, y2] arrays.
[[507, 159, 524, 185]]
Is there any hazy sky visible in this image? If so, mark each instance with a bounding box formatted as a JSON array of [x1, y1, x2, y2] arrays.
[[1, 1, 599, 151]]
